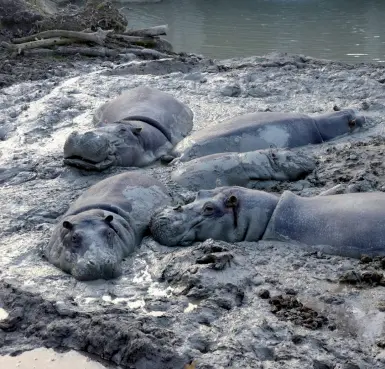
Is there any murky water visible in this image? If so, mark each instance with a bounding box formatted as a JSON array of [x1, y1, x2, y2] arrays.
[[119, 0, 385, 63], [0, 348, 108, 369]]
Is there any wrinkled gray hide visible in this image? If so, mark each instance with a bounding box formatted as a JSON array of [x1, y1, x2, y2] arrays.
[[64, 86, 193, 170], [174, 110, 364, 162], [150, 188, 385, 258], [171, 149, 316, 191], [263, 191, 385, 257], [45, 172, 171, 281], [150, 186, 279, 246]]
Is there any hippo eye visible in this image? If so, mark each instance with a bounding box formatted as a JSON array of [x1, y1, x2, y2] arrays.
[[202, 203, 215, 215], [71, 233, 81, 244], [348, 119, 356, 128]]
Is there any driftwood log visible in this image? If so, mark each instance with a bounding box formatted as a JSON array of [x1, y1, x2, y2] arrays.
[[12, 29, 112, 45], [1, 24, 172, 58], [124, 25, 168, 37]]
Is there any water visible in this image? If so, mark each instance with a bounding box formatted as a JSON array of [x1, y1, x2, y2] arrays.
[[119, 0, 385, 63], [0, 348, 109, 369]]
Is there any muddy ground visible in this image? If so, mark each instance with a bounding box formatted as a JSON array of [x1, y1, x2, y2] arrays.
[[1, 52, 385, 368]]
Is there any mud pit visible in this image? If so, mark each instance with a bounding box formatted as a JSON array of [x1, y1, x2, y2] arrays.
[[1, 53, 385, 368]]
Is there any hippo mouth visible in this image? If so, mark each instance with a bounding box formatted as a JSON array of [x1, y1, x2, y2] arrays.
[[63, 155, 115, 171]]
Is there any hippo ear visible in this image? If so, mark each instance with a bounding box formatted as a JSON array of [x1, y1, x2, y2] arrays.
[[225, 195, 238, 208], [105, 215, 114, 223], [63, 220, 73, 230], [131, 127, 142, 136]]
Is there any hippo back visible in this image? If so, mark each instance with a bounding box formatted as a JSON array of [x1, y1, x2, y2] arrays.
[[174, 112, 322, 160], [94, 86, 193, 145], [263, 191, 385, 257], [66, 172, 171, 232]]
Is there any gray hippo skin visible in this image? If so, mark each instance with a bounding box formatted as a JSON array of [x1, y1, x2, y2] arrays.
[[150, 188, 385, 258], [63, 86, 193, 170], [173, 110, 364, 162], [171, 148, 316, 191], [45, 172, 171, 280]]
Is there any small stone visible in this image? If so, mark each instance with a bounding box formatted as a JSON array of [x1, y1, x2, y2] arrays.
[[258, 289, 270, 299], [361, 101, 370, 110], [360, 254, 373, 263], [313, 359, 332, 369], [285, 288, 297, 296], [377, 301, 385, 312], [221, 84, 242, 97], [341, 362, 361, 369], [247, 86, 270, 98], [291, 334, 303, 344]]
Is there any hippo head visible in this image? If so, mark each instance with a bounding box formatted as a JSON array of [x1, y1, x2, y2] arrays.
[[63, 122, 143, 171], [47, 211, 129, 280], [150, 187, 278, 246], [314, 109, 365, 141]]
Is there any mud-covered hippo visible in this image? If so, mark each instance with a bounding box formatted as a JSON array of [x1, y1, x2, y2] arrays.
[[173, 110, 364, 162], [63, 86, 193, 170], [150, 187, 385, 258], [171, 149, 316, 191], [45, 172, 171, 280]]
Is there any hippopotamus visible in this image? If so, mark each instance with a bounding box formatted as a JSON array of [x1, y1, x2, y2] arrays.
[[63, 86, 193, 170], [150, 187, 385, 258], [173, 109, 364, 162], [45, 172, 171, 280], [171, 148, 316, 191]]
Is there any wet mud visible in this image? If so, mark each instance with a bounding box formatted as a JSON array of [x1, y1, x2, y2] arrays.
[[1, 52, 385, 368]]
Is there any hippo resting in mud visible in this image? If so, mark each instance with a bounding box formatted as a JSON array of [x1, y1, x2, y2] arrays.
[[44, 172, 171, 280], [172, 148, 316, 191], [173, 110, 364, 162], [150, 187, 385, 258], [63, 86, 193, 170]]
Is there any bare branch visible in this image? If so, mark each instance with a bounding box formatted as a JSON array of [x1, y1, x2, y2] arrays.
[[12, 29, 113, 45], [2, 38, 77, 53], [123, 25, 168, 37]]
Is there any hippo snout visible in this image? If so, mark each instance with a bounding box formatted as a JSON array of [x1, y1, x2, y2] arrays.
[[63, 130, 111, 164], [72, 257, 122, 281]]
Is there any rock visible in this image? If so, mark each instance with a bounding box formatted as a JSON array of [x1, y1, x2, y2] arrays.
[[361, 101, 370, 110], [313, 359, 332, 369], [360, 254, 373, 264], [285, 288, 298, 296], [258, 289, 270, 299], [269, 295, 329, 330], [247, 86, 270, 98], [221, 84, 241, 97]]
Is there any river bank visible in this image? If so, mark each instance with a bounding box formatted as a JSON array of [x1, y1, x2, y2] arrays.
[[1, 52, 385, 368]]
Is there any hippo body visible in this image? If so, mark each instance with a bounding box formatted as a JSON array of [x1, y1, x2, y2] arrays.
[[64, 86, 194, 170], [174, 110, 364, 162], [150, 187, 385, 258], [263, 191, 385, 257], [45, 172, 171, 280], [171, 149, 316, 191]]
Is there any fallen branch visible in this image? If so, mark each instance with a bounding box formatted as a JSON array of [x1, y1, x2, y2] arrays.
[[125, 48, 169, 59], [23, 46, 121, 58], [12, 29, 113, 46], [1, 38, 77, 53], [123, 25, 168, 37], [109, 34, 157, 47]]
